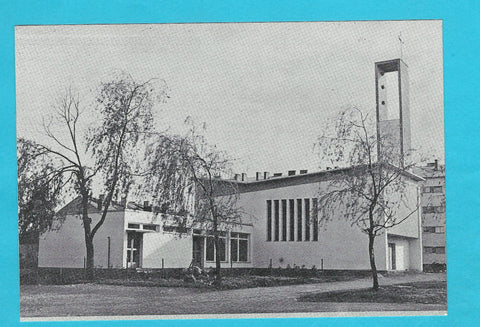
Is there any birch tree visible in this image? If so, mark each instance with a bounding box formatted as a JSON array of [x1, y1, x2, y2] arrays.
[[316, 107, 419, 290], [140, 120, 245, 287]]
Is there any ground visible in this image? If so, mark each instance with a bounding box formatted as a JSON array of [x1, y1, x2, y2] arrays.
[[20, 273, 446, 319], [299, 281, 446, 304]]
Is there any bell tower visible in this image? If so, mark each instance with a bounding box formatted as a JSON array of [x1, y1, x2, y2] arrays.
[[375, 59, 411, 166]]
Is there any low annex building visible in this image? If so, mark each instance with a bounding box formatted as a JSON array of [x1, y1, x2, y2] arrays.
[[38, 167, 424, 272]]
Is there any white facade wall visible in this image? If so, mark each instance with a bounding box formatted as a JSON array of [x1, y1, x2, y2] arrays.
[[38, 211, 125, 268], [124, 211, 192, 268], [384, 179, 423, 271], [237, 181, 388, 270]]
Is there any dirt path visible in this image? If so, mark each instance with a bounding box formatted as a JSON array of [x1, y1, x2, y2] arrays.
[[21, 273, 446, 319]]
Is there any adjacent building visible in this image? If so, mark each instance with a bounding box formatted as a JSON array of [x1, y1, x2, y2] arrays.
[[416, 160, 446, 269]]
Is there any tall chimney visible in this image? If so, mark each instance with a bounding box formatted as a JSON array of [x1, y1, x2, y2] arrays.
[[234, 173, 241, 181], [241, 173, 247, 181], [144, 201, 152, 212], [256, 172, 262, 181], [263, 172, 270, 179], [434, 159, 438, 171]]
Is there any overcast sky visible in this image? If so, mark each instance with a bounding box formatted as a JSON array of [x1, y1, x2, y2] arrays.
[[15, 21, 443, 176]]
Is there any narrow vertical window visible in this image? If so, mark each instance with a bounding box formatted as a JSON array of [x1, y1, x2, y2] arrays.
[[206, 233, 226, 262], [312, 198, 318, 241], [231, 233, 250, 262], [297, 199, 302, 241], [289, 199, 295, 241], [304, 198, 310, 241], [266, 200, 272, 241], [281, 200, 287, 241], [274, 200, 279, 241]]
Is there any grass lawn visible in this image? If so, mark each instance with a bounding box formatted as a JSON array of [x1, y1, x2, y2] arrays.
[[298, 281, 447, 304], [21, 275, 446, 317]]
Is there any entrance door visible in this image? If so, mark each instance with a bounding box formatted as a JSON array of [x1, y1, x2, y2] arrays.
[[192, 235, 204, 268], [127, 231, 142, 268], [388, 243, 396, 270]]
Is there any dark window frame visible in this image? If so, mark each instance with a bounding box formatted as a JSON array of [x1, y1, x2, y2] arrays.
[[274, 200, 280, 241], [266, 200, 272, 241], [297, 199, 302, 241], [281, 200, 287, 241], [304, 198, 310, 241]]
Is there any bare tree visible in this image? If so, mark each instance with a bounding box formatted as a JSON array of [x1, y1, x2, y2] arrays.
[[315, 107, 420, 290], [33, 74, 167, 280], [139, 119, 245, 287]]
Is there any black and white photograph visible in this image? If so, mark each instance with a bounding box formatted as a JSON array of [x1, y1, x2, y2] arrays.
[[16, 21, 446, 320]]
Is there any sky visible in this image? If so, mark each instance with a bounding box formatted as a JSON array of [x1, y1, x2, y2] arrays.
[[15, 21, 444, 177]]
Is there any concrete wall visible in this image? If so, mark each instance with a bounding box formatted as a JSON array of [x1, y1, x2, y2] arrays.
[[38, 211, 125, 268], [142, 233, 192, 268], [238, 181, 387, 270], [386, 179, 421, 238], [387, 235, 409, 270], [385, 179, 423, 271], [408, 237, 423, 270], [123, 211, 192, 268]]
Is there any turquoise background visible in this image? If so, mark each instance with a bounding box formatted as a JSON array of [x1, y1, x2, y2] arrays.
[[1, 0, 479, 326]]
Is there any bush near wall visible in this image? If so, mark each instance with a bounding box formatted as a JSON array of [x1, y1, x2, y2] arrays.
[[21, 267, 376, 285], [423, 263, 447, 273]]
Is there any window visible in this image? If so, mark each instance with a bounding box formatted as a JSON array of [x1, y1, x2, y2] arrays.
[[127, 223, 140, 229], [266, 200, 272, 241], [436, 247, 446, 254], [422, 186, 443, 193], [424, 246, 445, 254], [274, 200, 280, 241], [297, 199, 303, 241], [231, 232, 249, 262], [304, 199, 310, 241], [424, 226, 445, 233], [163, 225, 189, 233], [143, 224, 158, 231], [422, 206, 445, 214], [281, 200, 287, 241], [126, 231, 142, 268], [289, 199, 295, 241], [312, 198, 318, 241], [206, 233, 226, 262]]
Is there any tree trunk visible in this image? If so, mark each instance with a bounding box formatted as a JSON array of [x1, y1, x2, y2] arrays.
[[85, 238, 95, 280], [214, 233, 222, 288], [80, 189, 95, 281], [368, 231, 379, 291]]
